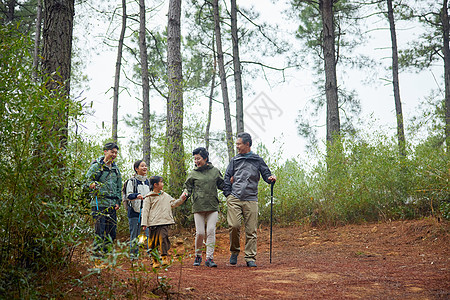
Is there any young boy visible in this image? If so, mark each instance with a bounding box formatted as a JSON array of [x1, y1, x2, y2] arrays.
[[141, 176, 187, 268]]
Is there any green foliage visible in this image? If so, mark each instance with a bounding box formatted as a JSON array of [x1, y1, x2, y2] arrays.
[[398, 1, 444, 71], [258, 133, 449, 227], [0, 25, 94, 298], [408, 137, 449, 219], [0, 0, 38, 34], [290, 0, 370, 149]]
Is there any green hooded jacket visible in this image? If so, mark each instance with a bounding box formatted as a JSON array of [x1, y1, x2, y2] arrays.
[[184, 163, 224, 213], [85, 156, 122, 208]]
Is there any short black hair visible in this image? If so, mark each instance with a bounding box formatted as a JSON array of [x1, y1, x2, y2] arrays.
[[192, 147, 209, 161], [237, 132, 252, 147], [103, 142, 119, 151]]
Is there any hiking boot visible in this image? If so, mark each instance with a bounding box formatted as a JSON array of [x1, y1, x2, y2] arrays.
[[246, 261, 257, 267], [93, 259, 107, 269], [229, 253, 238, 265], [193, 255, 202, 266], [152, 258, 161, 268], [205, 258, 217, 267], [162, 255, 170, 266]]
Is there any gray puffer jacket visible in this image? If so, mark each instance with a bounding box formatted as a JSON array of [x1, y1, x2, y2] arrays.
[[223, 152, 272, 201]]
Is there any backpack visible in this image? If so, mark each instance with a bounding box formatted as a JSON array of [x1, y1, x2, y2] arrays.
[[122, 177, 137, 208]]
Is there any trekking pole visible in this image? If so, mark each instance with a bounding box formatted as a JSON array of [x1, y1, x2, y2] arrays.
[[270, 181, 275, 264]]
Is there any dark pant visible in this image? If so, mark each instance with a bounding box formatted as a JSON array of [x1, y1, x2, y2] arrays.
[[92, 206, 117, 255], [147, 225, 170, 257], [128, 215, 150, 256]]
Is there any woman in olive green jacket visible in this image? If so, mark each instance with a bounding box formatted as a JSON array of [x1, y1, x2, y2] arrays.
[[184, 147, 224, 267]]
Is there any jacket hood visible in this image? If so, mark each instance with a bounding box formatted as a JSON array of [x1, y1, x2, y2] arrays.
[[235, 151, 258, 160], [194, 162, 214, 172], [96, 156, 118, 168], [146, 190, 165, 197]]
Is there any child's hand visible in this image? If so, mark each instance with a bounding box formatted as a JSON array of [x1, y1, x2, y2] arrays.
[[181, 192, 187, 201]]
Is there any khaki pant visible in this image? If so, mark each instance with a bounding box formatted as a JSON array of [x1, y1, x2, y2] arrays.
[[226, 195, 258, 262]]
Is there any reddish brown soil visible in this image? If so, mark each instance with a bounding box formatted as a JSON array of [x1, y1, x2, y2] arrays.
[[61, 218, 449, 299]]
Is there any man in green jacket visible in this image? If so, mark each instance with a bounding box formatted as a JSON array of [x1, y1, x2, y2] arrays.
[[85, 142, 122, 257]]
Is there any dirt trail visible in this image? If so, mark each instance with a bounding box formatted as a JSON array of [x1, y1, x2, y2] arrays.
[[65, 218, 449, 299]]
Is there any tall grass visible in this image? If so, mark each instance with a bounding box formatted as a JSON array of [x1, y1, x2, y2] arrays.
[[258, 134, 449, 227], [0, 26, 95, 298]]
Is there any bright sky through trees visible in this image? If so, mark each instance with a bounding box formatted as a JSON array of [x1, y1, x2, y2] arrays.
[[76, 0, 443, 163]]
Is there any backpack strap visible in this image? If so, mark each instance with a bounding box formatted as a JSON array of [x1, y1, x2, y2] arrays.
[[125, 178, 140, 208]]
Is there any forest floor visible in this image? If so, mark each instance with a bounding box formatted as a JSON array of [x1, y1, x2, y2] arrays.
[[59, 218, 449, 299]]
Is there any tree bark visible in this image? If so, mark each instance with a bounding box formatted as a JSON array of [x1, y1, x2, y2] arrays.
[[441, 0, 450, 153], [32, 0, 42, 81], [42, 0, 74, 149], [231, 0, 244, 133], [213, 0, 234, 161], [112, 0, 127, 144], [205, 33, 216, 151], [6, 0, 16, 23], [167, 0, 186, 195], [320, 0, 340, 145], [139, 0, 151, 165], [387, 0, 406, 156]]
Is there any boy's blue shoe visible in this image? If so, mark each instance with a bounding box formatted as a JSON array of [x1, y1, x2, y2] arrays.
[[229, 253, 238, 265]]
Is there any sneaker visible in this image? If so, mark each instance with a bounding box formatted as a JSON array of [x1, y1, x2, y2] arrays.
[[205, 258, 217, 267], [193, 255, 202, 266], [229, 253, 238, 265], [246, 261, 257, 267]]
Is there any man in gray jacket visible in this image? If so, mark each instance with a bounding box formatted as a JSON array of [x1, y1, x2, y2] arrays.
[[223, 132, 276, 267]]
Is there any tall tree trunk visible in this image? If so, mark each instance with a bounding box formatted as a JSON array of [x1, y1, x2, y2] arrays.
[[139, 0, 151, 165], [442, 0, 450, 153], [167, 0, 185, 195], [231, 0, 244, 133], [112, 0, 127, 144], [320, 0, 340, 145], [213, 0, 234, 161], [205, 33, 216, 151], [6, 0, 15, 23], [387, 0, 406, 156], [42, 0, 74, 149], [32, 0, 42, 81]]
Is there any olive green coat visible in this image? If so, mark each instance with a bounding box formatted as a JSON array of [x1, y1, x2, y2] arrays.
[[184, 163, 224, 213]]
